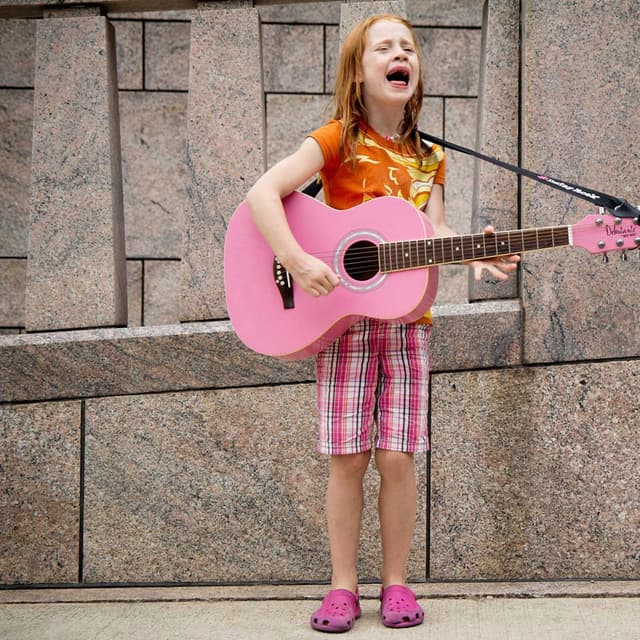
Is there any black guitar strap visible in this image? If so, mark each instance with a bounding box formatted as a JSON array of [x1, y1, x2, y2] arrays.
[[303, 130, 639, 219]]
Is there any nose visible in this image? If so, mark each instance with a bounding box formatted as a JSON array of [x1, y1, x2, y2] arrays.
[[393, 46, 408, 60]]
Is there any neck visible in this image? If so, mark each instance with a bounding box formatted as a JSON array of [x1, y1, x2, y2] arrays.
[[364, 109, 405, 141]]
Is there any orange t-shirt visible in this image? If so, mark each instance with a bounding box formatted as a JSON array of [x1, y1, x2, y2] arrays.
[[308, 119, 446, 324]]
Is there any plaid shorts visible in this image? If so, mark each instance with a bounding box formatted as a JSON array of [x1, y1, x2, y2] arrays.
[[316, 318, 431, 455]]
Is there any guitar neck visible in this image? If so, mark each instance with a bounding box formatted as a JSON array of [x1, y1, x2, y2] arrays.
[[379, 225, 571, 272]]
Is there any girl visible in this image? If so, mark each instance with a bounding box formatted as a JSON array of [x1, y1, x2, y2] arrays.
[[247, 14, 518, 632]]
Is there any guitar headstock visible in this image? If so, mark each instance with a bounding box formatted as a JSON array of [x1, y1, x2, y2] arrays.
[[572, 213, 640, 255]]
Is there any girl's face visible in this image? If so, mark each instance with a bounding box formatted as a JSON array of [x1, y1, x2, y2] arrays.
[[360, 19, 420, 111]]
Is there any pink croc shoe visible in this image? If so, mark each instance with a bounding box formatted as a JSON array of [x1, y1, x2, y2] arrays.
[[380, 585, 424, 628], [310, 588, 361, 633]]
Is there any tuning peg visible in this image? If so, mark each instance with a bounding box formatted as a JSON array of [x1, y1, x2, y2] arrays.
[[602, 253, 609, 263]]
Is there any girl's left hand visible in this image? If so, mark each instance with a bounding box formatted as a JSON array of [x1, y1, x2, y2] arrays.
[[468, 225, 520, 282]]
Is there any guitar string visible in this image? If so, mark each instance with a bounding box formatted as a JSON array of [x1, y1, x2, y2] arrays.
[[287, 221, 638, 277]]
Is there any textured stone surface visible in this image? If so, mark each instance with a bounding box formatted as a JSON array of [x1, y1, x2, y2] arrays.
[[0, 303, 520, 402], [418, 27, 481, 97], [0, 258, 26, 327], [430, 361, 640, 580], [180, 6, 264, 321], [0, 322, 315, 402], [408, 0, 483, 27], [0, 401, 81, 584], [144, 260, 180, 326], [266, 94, 331, 167], [0, 89, 32, 257], [0, 18, 36, 86], [430, 300, 521, 369], [112, 19, 143, 90], [262, 23, 324, 93], [25, 16, 127, 331], [259, 1, 339, 24], [144, 21, 190, 91], [340, 0, 406, 42], [469, 0, 519, 302], [119, 91, 187, 259], [443, 98, 476, 236], [521, 0, 640, 363], [83, 387, 427, 583], [126, 260, 142, 327]]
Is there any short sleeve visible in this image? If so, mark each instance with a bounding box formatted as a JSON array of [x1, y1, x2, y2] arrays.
[[307, 119, 342, 171]]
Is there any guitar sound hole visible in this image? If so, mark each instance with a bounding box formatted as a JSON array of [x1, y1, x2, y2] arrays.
[[343, 240, 379, 281]]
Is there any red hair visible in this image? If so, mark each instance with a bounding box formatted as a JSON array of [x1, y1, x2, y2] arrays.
[[333, 14, 425, 161]]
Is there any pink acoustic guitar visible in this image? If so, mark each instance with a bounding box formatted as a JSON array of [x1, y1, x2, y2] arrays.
[[224, 191, 640, 360]]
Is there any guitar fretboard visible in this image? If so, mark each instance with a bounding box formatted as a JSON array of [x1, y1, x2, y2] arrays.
[[378, 226, 571, 272]]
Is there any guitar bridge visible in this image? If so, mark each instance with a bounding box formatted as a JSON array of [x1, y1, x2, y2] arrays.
[[273, 256, 294, 309]]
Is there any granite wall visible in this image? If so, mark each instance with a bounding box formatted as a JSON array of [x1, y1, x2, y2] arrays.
[[1, 0, 639, 587]]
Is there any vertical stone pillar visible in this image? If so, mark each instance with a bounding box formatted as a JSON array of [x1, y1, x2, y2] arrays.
[[340, 1, 406, 42], [25, 9, 127, 332], [180, 2, 264, 321], [469, 0, 520, 301], [521, 0, 640, 362]]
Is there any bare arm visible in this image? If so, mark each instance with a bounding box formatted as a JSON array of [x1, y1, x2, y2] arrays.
[[246, 137, 340, 297], [423, 184, 519, 282]]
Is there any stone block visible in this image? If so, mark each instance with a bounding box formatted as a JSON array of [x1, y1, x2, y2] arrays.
[[266, 94, 332, 167], [0, 18, 36, 86], [144, 260, 180, 326], [144, 21, 190, 91], [417, 27, 481, 97], [407, 0, 484, 27], [83, 387, 427, 583], [0, 323, 316, 403], [430, 361, 640, 579], [443, 97, 476, 235], [109, 10, 193, 21], [0, 258, 26, 327], [262, 23, 324, 93], [25, 16, 127, 331], [469, 0, 519, 303], [325, 24, 338, 91], [126, 260, 142, 327], [119, 91, 187, 259], [0, 401, 81, 585], [0, 89, 32, 257], [181, 6, 264, 321], [258, 2, 340, 24], [340, 1, 406, 42], [521, 0, 640, 363], [430, 300, 521, 370], [112, 19, 143, 90]]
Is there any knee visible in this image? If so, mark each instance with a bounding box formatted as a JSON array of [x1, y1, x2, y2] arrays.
[[375, 449, 415, 482], [330, 450, 372, 479]]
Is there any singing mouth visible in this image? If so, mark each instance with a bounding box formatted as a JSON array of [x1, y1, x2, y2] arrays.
[[386, 68, 410, 86]]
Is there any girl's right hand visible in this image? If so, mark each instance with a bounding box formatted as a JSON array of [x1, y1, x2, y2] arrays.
[[282, 251, 341, 297]]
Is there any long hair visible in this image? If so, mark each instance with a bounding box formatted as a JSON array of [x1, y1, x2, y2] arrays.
[[333, 14, 425, 162]]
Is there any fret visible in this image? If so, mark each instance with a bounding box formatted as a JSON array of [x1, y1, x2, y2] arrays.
[[417, 238, 426, 267], [495, 231, 510, 256]]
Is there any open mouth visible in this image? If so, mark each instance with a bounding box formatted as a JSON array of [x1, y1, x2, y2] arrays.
[[386, 69, 410, 87]]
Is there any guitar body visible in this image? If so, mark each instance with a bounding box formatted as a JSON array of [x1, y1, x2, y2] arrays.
[[224, 191, 439, 360]]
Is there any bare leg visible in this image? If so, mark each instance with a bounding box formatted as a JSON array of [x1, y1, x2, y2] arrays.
[[326, 450, 372, 592], [375, 449, 417, 588]]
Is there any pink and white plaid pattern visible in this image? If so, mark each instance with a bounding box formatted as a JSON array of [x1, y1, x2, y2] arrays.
[[316, 319, 431, 455]]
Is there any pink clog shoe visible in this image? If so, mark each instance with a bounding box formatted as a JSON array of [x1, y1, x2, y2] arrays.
[[380, 584, 424, 628], [310, 588, 361, 633]]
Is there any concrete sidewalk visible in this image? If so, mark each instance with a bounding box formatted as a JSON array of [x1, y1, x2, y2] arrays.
[[1, 582, 640, 640]]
